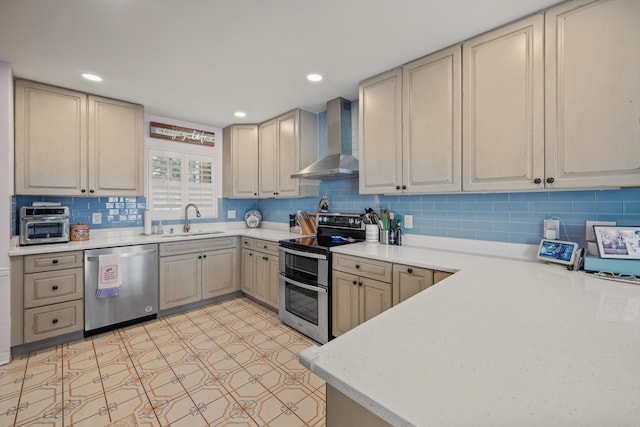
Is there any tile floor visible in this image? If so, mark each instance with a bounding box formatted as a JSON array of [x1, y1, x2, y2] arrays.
[[0, 297, 326, 427]]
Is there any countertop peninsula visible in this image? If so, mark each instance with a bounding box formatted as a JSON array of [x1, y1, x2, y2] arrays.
[[300, 238, 640, 427]]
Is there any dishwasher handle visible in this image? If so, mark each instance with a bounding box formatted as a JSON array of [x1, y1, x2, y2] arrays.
[[86, 248, 156, 262]]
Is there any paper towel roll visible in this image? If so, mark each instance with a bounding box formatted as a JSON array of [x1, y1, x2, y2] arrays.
[[144, 210, 152, 235]]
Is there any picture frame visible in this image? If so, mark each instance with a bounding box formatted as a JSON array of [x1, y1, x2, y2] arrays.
[[593, 226, 640, 259]]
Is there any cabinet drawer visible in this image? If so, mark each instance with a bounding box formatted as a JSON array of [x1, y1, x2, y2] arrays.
[[24, 251, 83, 273], [254, 239, 279, 255], [24, 268, 84, 308], [160, 237, 237, 256], [24, 300, 83, 343], [242, 237, 254, 250], [333, 254, 392, 283]]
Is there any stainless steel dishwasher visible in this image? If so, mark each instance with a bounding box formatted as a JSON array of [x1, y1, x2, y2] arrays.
[[84, 244, 158, 335]]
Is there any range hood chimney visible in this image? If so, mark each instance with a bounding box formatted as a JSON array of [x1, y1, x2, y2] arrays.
[[292, 97, 358, 179]]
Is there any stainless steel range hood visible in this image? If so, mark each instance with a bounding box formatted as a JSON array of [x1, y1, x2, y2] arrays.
[[292, 97, 358, 179]]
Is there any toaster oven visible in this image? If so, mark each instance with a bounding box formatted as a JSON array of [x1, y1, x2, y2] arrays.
[[19, 206, 70, 245]]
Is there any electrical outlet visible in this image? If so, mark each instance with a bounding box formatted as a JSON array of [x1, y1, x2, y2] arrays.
[[227, 210, 236, 219], [404, 215, 413, 229], [92, 212, 102, 224], [543, 219, 560, 239], [585, 220, 615, 241]]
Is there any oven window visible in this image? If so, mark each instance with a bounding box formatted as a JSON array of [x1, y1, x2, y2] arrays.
[[28, 223, 64, 239], [285, 282, 319, 325], [283, 252, 320, 283]]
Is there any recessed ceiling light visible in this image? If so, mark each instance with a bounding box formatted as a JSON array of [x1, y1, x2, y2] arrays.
[[234, 111, 247, 118], [82, 73, 103, 82], [307, 73, 323, 82]]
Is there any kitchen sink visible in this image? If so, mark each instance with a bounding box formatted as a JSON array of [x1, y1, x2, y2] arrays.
[[160, 231, 224, 238]]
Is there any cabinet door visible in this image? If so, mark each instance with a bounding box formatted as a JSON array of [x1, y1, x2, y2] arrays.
[[258, 119, 278, 197], [88, 96, 144, 196], [276, 111, 300, 197], [241, 249, 256, 296], [159, 254, 201, 310], [254, 253, 269, 302], [434, 270, 453, 284], [360, 277, 392, 324], [545, 0, 640, 188], [332, 271, 360, 337], [227, 125, 259, 198], [392, 265, 434, 305], [202, 248, 238, 299], [403, 45, 462, 193], [462, 15, 544, 191], [359, 68, 403, 194], [265, 255, 280, 309], [14, 80, 87, 195]]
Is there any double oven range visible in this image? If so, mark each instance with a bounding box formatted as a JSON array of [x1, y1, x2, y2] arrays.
[[278, 213, 365, 344]]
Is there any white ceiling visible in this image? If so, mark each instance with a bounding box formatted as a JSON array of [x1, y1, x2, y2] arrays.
[[0, 0, 563, 128]]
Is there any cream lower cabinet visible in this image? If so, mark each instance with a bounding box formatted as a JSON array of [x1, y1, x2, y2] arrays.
[[15, 80, 144, 196], [240, 238, 280, 309], [392, 264, 434, 305], [159, 237, 239, 311], [11, 250, 85, 346], [332, 254, 392, 337], [544, 0, 640, 189]]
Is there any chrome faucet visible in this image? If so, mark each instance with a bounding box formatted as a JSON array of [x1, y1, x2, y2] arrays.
[[184, 203, 201, 233]]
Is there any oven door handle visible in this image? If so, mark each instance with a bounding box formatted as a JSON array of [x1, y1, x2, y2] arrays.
[[279, 246, 328, 260], [279, 273, 328, 294]]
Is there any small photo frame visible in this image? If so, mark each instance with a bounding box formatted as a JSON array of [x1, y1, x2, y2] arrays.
[[593, 226, 640, 259]]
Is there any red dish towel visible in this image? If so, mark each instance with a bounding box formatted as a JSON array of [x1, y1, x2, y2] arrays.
[[97, 254, 121, 298]]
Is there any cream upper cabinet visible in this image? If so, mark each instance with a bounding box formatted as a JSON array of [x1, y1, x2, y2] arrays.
[[462, 14, 545, 192], [359, 69, 403, 194], [276, 111, 300, 197], [360, 45, 462, 195], [88, 96, 144, 196], [258, 109, 318, 199], [15, 80, 87, 195], [545, 0, 640, 189], [15, 80, 144, 196], [222, 124, 259, 198], [402, 45, 462, 193]]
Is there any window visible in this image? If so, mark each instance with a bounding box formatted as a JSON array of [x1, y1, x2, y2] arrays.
[[148, 149, 217, 219]]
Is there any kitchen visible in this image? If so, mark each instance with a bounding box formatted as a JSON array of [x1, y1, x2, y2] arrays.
[[1, 0, 640, 426]]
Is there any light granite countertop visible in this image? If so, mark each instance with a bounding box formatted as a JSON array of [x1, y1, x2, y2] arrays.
[[9, 222, 301, 256], [300, 239, 640, 427]]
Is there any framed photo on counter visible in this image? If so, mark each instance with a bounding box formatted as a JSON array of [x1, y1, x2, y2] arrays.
[[593, 226, 640, 259]]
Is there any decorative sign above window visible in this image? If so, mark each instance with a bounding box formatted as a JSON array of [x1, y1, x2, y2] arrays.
[[149, 121, 215, 146]]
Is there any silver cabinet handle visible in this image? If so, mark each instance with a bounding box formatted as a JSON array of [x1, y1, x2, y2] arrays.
[[278, 246, 327, 260], [278, 273, 328, 294], [86, 248, 156, 262]]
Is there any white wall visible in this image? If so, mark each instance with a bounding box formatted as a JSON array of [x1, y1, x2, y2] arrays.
[[0, 60, 14, 364]]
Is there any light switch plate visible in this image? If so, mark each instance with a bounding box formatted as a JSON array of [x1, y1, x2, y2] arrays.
[[92, 212, 102, 224], [404, 215, 413, 229], [227, 210, 236, 219]]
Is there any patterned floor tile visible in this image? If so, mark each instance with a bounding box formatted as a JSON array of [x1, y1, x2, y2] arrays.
[[4, 297, 325, 427], [152, 393, 198, 426], [245, 394, 296, 426]]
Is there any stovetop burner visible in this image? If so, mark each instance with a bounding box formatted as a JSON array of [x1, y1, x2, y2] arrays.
[[279, 213, 366, 253]]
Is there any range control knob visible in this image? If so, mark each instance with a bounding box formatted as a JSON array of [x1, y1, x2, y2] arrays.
[[353, 218, 361, 228]]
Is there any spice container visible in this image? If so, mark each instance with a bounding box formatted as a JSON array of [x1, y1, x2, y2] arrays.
[[70, 223, 90, 241]]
